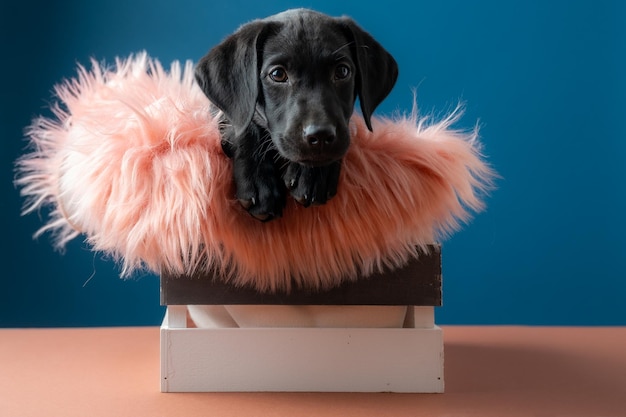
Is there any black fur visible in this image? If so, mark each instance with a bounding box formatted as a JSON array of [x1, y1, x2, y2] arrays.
[[195, 9, 398, 221]]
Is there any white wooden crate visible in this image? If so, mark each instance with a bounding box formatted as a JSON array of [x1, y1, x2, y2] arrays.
[[160, 305, 444, 393]]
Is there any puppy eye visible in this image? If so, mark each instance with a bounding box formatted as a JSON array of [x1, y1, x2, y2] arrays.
[[334, 64, 351, 81], [269, 67, 288, 83]]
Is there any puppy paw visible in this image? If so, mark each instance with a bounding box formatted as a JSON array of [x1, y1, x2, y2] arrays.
[[283, 161, 341, 207], [233, 155, 286, 222]]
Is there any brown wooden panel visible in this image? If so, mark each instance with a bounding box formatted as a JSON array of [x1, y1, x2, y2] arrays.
[[160, 245, 441, 306]]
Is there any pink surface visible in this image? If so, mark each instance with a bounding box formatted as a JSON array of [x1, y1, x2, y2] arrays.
[[1, 326, 625, 416]]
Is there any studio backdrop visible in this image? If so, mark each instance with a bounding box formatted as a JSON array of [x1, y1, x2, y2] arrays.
[[2, 0, 625, 327]]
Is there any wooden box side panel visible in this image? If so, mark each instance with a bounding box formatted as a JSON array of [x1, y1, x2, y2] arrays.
[[160, 315, 444, 393], [161, 246, 442, 306]]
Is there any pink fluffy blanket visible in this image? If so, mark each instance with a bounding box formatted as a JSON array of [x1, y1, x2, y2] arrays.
[[16, 52, 494, 292]]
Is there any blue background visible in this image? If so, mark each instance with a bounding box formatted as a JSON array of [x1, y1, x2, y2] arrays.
[[2, 0, 624, 327]]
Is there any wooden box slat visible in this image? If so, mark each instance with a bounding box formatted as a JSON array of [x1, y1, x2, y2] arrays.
[[160, 245, 441, 306]]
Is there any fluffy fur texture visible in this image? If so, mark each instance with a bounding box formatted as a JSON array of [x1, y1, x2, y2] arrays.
[[16, 52, 494, 292]]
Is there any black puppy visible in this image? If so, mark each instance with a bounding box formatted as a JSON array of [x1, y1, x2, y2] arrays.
[[195, 9, 398, 221]]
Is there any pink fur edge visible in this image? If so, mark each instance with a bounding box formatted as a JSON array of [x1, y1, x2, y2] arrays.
[[15, 52, 495, 292]]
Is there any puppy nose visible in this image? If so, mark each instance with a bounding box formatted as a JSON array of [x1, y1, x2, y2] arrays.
[[303, 125, 336, 148]]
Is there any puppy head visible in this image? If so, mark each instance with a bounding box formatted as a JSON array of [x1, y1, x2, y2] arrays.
[[195, 9, 398, 165]]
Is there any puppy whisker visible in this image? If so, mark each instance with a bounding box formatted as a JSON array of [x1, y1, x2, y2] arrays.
[[331, 41, 355, 56], [254, 132, 275, 161]]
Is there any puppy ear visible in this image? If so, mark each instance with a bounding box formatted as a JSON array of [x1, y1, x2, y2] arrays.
[[195, 21, 276, 137], [341, 19, 399, 131]]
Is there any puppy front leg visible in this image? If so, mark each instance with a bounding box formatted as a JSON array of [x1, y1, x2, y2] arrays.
[[228, 124, 286, 221], [283, 160, 342, 207]]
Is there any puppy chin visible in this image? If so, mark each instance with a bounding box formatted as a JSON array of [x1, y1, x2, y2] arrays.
[[281, 149, 346, 167], [274, 140, 348, 167], [295, 154, 342, 167]]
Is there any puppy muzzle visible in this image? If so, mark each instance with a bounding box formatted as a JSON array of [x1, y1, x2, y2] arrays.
[[281, 124, 349, 166]]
